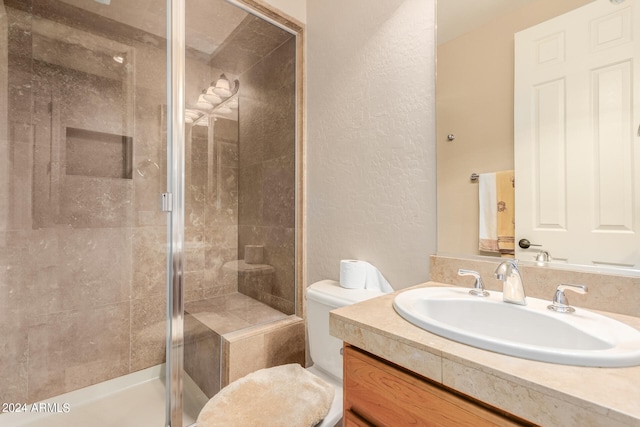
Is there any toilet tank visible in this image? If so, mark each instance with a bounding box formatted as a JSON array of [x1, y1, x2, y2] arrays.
[[306, 280, 385, 381]]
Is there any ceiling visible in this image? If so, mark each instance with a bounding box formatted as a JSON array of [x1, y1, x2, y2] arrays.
[[60, 0, 539, 51], [437, 0, 537, 45], [51, 1, 545, 57], [58, 0, 249, 55]]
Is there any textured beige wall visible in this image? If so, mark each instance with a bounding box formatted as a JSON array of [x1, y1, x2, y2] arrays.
[[436, 0, 592, 257], [307, 0, 437, 290], [261, 0, 306, 23]]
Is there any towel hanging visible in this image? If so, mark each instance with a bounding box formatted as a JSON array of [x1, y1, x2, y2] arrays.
[[478, 171, 515, 256]]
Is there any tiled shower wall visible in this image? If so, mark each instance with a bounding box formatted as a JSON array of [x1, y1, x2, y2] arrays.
[[238, 37, 296, 314], [185, 120, 240, 301], [0, 2, 237, 404]]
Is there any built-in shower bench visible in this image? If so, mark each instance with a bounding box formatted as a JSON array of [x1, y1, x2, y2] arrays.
[[184, 291, 304, 398]]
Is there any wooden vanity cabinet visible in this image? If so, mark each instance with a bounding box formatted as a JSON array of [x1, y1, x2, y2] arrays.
[[343, 345, 534, 427]]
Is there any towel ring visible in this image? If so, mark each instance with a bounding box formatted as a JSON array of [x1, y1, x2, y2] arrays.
[[470, 173, 479, 182]]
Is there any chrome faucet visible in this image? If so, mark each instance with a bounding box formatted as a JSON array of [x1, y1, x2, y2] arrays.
[[547, 284, 588, 313], [535, 250, 551, 266], [494, 259, 526, 305], [458, 269, 489, 297]]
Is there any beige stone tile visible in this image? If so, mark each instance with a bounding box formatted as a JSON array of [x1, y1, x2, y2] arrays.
[[27, 303, 130, 402], [331, 317, 443, 383], [58, 176, 134, 228], [224, 333, 265, 386], [238, 163, 263, 225], [190, 126, 209, 163], [0, 231, 46, 320], [0, 327, 29, 403], [205, 225, 238, 250], [57, 227, 132, 310], [262, 99, 295, 163], [263, 320, 305, 367], [220, 141, 239, 168], [204, 246, 237, 284], [133, 156, 166, 228], [430, 255, 640, 317], [262, 155, 295, 228], [189, 310, 251, 335], [205, 166, 238, 227], [184, 227, 205, 272], [221, 317, 305, 389], [228, 298, 288, 325], [215, 118, 238, 146], [201, 271, 238, 297], [132, 89, 167, 161], [238, 98, 265, 166], [8, 122, 34, 231], [132, 226, 166, 299], [442, 358, 629, 427], [131, 294, 166, 372], [184, 314, 221, 398]]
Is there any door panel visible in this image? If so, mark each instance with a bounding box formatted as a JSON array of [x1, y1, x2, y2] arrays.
[[515, 0, 640, 268]]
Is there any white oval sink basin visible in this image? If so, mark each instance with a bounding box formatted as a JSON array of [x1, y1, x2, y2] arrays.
[[393, 287, 640, 367]]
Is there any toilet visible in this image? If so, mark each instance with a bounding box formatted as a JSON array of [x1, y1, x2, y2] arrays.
[[196, 279, 386, 427], [305, 279, 386, 427]]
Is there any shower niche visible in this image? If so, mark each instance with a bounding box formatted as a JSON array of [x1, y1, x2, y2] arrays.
[[65, 127, 133, 179]]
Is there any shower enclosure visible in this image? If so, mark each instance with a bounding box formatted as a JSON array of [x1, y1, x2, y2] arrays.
[[0, 0, 303, 426]]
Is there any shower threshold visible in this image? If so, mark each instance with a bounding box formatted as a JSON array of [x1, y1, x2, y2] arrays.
[[0, 365, 208, 427]]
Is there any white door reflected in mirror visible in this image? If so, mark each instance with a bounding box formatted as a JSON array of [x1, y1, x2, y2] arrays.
[[514, 0, 640, 268]]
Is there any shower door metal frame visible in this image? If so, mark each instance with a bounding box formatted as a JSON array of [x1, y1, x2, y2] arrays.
[[166, 0, 185, 426]]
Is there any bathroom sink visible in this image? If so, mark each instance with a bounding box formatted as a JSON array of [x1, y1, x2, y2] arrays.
[[393, 287, 640, 367]]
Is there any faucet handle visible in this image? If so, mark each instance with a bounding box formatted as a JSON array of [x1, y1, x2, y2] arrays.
[[547, 284, 588, 313], [535, 250, 551, 265], [458, 269, 489, 297]]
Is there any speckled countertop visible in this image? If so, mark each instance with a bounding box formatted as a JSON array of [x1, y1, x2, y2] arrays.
[[329, 282, 640, 427]]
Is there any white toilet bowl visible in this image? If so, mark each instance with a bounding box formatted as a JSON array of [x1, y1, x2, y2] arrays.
[[305, 280, 386, 426]]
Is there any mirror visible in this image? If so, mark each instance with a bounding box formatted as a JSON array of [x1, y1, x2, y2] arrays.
[[436, 0, 640, 271]]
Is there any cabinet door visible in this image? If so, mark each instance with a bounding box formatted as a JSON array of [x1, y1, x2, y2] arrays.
[[344, 346, 531, 426], [345, 409, 375, 427]]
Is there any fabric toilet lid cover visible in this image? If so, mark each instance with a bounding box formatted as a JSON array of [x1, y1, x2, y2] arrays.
[[197, 363, 335, 427]]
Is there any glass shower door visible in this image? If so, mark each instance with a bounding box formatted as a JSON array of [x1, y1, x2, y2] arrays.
[[0, 0, 301, 424], [0, 0, 183, 425]]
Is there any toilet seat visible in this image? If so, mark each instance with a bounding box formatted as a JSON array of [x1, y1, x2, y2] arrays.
[[197, 364, 334, 427]]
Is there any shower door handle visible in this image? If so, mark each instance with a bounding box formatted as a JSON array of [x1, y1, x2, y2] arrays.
[[161, 193, 173, 212]]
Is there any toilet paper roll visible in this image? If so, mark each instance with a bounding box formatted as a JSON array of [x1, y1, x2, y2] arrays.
[[245, 245, 264, 264], [339, 260, 368, 289], [339, 260, 394, 293]]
